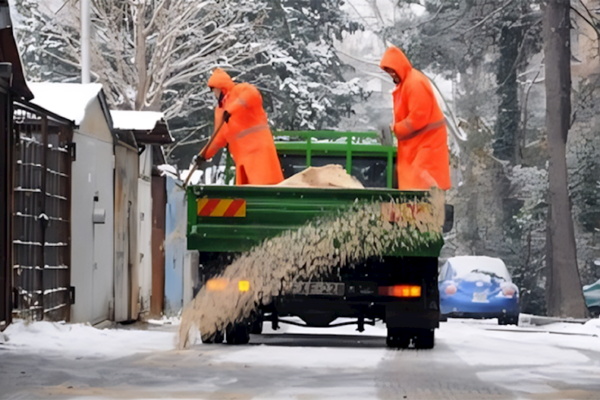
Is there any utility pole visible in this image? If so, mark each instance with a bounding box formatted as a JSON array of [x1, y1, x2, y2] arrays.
[[81, 0, 90, 84]]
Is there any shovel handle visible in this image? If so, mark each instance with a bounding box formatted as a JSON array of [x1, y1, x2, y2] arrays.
[[182, 163, 199, 188], [183, 119, 227, 188]]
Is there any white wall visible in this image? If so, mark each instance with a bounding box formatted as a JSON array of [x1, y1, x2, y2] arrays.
[[137, 146, 153, 318], [70, 129, 114, 324]]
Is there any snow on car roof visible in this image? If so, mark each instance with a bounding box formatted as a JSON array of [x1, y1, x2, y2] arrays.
[[446, 256, 511, 281], [110, 110, 164, 131], [29, 82, 103, 125]]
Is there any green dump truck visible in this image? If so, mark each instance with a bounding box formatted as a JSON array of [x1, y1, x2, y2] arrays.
[[187, 131, 452, 349]]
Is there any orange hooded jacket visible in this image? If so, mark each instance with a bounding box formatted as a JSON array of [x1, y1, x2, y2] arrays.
[[380, 46, 451, 191], [204, 68, 284, 185]]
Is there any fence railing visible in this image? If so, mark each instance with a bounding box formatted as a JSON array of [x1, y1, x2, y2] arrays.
[[12, 101, 73, 322]]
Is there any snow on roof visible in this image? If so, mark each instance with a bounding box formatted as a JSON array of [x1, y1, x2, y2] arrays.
[[157, 164, 179, 178], [180, 167, 204, 185], [446, 256, 511, 281], [28, 82, 103, 125], [110, 110, 164, 131]]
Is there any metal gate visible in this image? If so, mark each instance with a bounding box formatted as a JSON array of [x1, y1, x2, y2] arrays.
[[12, 101, 73, 321]]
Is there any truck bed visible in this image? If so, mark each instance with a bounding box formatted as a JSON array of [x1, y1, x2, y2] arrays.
[[187, 185, 443, 257]]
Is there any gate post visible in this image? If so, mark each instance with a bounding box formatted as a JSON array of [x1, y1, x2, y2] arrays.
[[0, 64, 13, 330]]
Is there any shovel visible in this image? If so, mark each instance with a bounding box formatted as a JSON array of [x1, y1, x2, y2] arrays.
[[182, 119, 226, 188]]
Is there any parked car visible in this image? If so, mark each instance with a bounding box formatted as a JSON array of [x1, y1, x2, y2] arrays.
[[439, 256, 520, 325], [583, 279, 600, 317]]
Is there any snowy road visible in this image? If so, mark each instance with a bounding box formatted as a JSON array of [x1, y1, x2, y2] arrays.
[[1, 318, 600, 400]]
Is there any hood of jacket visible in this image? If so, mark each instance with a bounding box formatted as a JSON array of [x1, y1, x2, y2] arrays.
[[207, 68, 235, 94], [380, 45, 412, 83]]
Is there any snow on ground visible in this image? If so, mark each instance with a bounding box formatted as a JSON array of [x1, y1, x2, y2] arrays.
[[215, 346, 387, 369], [439, 318, 600, 396], [543, 318, 600, 336], [147, 315, 182, 326], [2, 317, 600, 399], [3, 316, 598, 364], [0, 320, 176, 359]]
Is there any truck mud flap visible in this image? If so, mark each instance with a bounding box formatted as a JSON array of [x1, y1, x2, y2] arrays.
[[386, 306, 440, 330]]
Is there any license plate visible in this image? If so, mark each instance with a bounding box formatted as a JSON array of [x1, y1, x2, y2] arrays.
[[472, 292, 488, 303], [291, 282, 345, 296]]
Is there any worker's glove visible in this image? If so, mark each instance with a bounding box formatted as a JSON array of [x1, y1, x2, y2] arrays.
[[222, 110, 231, 123], [192, 154, 205, 168]]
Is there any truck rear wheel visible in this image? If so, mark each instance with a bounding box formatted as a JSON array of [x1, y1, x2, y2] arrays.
[[251, 319, 263, 334], [201, 330, 224, 344], [226, 323, 250, 345], [415, 329, 434, 349], [386, 328, 410, 349], [251, 310, 264, 334], [386, 328, 435, 349]]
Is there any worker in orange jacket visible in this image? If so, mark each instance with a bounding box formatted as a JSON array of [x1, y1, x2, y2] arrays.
[[198, 68, 284, 185], [380, 45, 451, 191]]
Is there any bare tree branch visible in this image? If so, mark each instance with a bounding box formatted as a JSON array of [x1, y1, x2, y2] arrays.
[[462, 0, 516, 35]]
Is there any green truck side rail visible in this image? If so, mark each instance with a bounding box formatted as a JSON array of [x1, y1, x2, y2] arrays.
[[186, 185, 443, 257], [189, 130, 443, 258], [223, 130, 398, 189], [274, 131, 396, 188]]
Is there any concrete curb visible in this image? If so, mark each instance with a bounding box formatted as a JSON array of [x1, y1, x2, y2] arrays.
[[519, 313, 589, 326]]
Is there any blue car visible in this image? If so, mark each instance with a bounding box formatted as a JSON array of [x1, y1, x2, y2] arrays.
[[439, 256, 520, 325]]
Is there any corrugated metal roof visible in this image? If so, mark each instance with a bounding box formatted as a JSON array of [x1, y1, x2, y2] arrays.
[[110, 110, 174, 145]]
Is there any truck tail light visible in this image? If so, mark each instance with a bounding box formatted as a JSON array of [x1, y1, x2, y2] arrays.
[[379, 285, 421, 298], [206, 278, 228, 291]]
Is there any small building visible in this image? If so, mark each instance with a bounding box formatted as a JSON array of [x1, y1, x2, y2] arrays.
[[156, 164, 202, 317], [30, 86, 176, 324], [29, 83, 119, 324], [110, 110, 173, 318], [164, 173, 187, 316]]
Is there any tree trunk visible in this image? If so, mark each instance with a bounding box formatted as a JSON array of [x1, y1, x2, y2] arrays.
[[543, 0, 587, 318], [134, 2, 148, 111]]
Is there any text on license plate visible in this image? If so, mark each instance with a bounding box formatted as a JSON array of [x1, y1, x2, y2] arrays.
[[472, 292, 488, 303], [292, 282, 345, 296]]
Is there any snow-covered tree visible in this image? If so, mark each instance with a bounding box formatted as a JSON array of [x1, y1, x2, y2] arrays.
[[14, 0, 367, 166], [169, 0, 369, 165], [506, 164, 548, 314], [241, 0, 367, 131], [14, 0, 273, 118]]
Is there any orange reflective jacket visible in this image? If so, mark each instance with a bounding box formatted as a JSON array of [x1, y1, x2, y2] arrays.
[[380, 46, 451, 191], [205, 69, 284, 185]]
